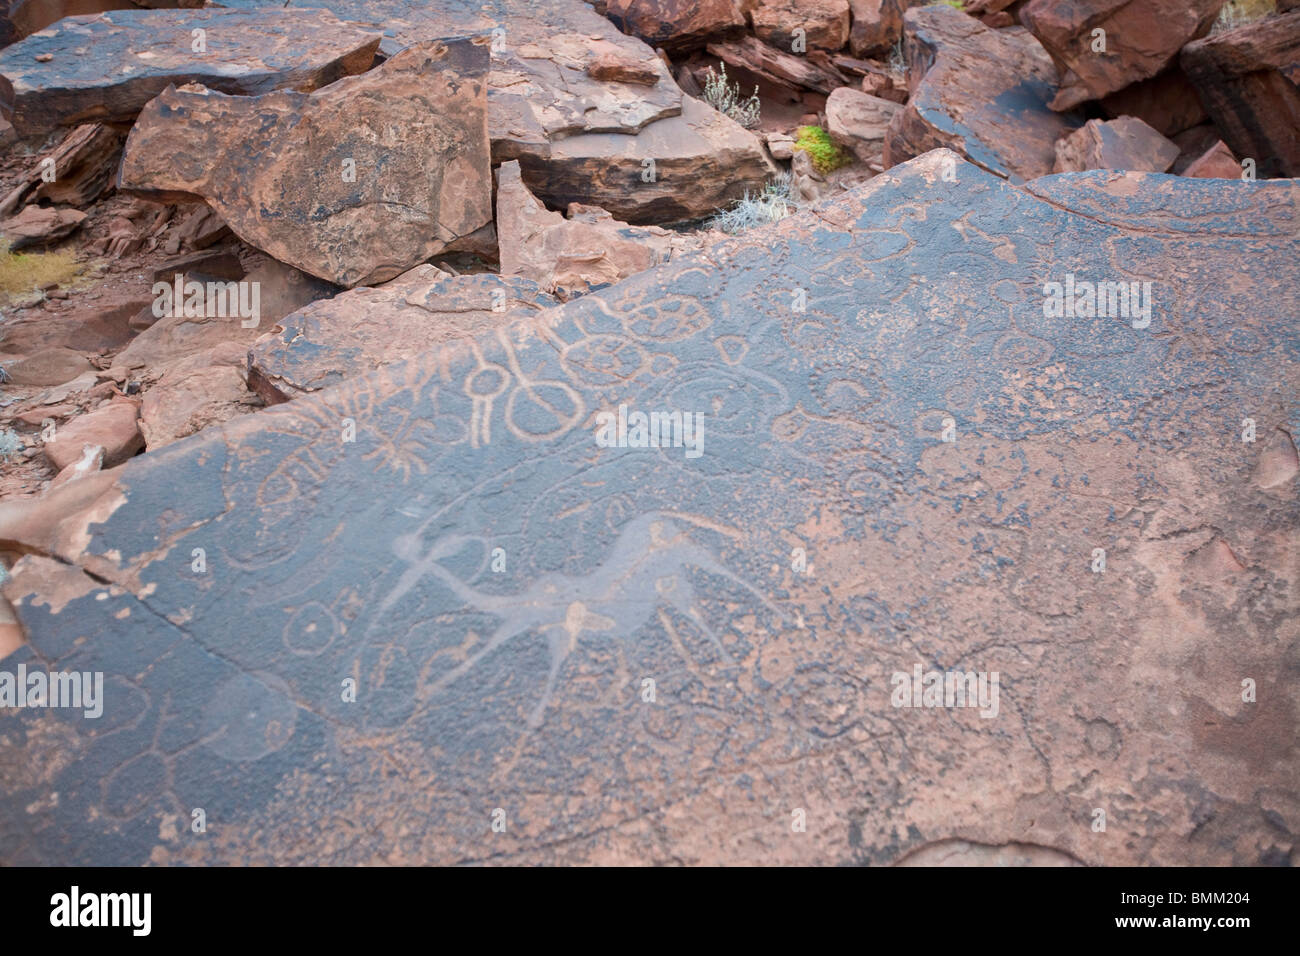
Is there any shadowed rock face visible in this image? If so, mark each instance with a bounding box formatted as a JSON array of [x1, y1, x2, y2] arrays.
[[1181, 10, 1300, 179], [118, 39, 492, 288], [3, 151, 1298, 866], [0, 8, 381, 136]]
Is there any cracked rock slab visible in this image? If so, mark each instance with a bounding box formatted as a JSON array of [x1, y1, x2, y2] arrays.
[[0, 7, 380, 136], [2, 150, 1297, 866], [247, 266, 558, 403], [118, 38, 492, 288], [883, 5, 1081, 182]]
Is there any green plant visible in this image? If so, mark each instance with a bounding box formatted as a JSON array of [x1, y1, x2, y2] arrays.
[[793, 126, 851, 175], [931, 0, 965, 8], [706, 173, 799, 234], [702, 63, 762, 129]]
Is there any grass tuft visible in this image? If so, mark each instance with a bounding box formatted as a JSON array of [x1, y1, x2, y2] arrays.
[[706, 173, 799, 234], [793, 126, 852, 175], [0, 239, 81, 297]]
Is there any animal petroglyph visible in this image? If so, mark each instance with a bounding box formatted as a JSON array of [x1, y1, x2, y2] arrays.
[[387, 513, 785, 726]]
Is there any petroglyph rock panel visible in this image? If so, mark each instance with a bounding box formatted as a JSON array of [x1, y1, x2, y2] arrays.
[[2, 151, 1298, 866]]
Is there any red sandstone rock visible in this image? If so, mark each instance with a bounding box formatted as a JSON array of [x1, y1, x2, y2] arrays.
[[118, 39, 492, 288], [604, 0, 745, 54], [1052, 116, 1180, 174], [825, 86, 900, 162], [43, 398, 141, 470], [751, 0, 850, 52], [1183, 139, 1243, 179], [1021, 0, 1225, 109]]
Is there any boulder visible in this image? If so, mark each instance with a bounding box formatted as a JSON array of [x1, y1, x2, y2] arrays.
[[0, 8, 380, 136], [1181, 9, 1300, 178], [139, 362, 257, 449], [184, 0, 769, 223], [603, 0, 745, 55], [118, 39, 492, 287], [496, 160, 679, 299], [1052, 116, 1180, 174], [825, 86, 901, 162], [1020, 0, 1225, 109], [847, 0, 917, 57], [1183, 139, 1243, 179], [884, 5, 1080, 181], [750, 0, 850, 53], [0, 346, 91, 385], [42, 398, 140, 469], [6, 151, 1298, 866], [514, 95, 776, 224], [247, 266, 558, 403], [0, 204, 84, 248]]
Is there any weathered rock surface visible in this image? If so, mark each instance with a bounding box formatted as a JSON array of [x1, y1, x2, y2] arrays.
[[884, 6, 1080, 181], [604, 0, 745, 55], [42, 397, 140, 469], [3, 150, 1297, 866], [514, 95, 775, 224], [0, 0, 201, 48], [195, 0, 770, 222], [1098, 68, 1207, 139], [1052, 116, 1180, 174], [247, 266, 556, 403], [825, 86, 900, 162], [496, 160, 679, 298], [750, 0, 850, 52], [1181, 10, 1300, 179], [139, 358, 257, 449], [0, 8, 380, 136], [1021, 0, 1225, 110], [0, 290, 147, 357], [118, 39, 492, 287]]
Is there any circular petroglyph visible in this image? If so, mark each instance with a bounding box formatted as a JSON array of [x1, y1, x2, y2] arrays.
[[283, 601, 339, 656], [201, 670, 298, 763]]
